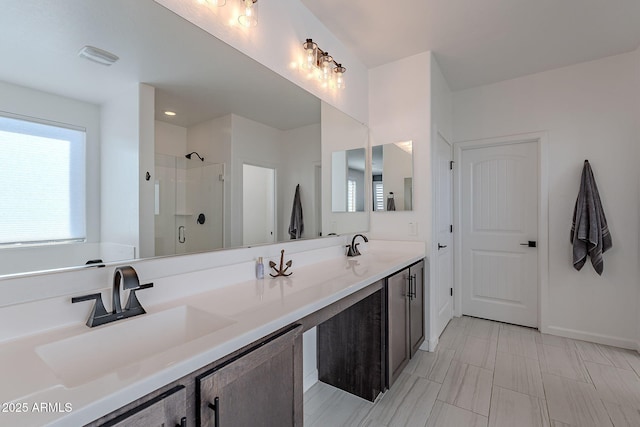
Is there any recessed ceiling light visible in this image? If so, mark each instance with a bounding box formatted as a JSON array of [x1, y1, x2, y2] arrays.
[[164, 111, 177, 116], [78, 45, 119, 66]]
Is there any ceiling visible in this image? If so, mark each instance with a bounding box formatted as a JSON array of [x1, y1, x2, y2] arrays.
[[0, 0, 319, 130], [300, 0, 640, 90]]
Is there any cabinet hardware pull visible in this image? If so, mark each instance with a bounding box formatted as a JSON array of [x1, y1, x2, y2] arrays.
[[520, 240, 537, 247], [406, 275, 413, 300], [438, 243, 447, 250], [176, 416, 187, 427], [208, 397, 220, 427], [412, 274, 417, 299]]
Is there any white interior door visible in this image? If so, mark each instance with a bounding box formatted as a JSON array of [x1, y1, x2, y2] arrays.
[[242, 164, 275, 246], [435, 133, 454, 337], [460, 141, 538, 327]]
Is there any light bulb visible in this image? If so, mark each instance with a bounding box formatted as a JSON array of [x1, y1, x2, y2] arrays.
[[334, 64, 346, 89], [238, 0, 258, 27], [320, 53, 333, 81]]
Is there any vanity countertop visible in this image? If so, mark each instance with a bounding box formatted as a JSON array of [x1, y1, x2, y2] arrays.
[[0, 241, 424, 426]]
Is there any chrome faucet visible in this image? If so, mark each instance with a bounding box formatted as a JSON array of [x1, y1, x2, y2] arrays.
[[72, 265, 153, 327], [346, 234, 369, 257]]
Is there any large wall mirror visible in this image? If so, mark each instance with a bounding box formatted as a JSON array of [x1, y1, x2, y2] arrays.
[[371, 141, 414, 212], [0, 0, 367, 279]]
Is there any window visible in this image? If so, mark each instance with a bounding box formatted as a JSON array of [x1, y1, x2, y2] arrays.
[[373, 181, 385, 211], [0, 114, 86, 245], [347, 179, 357, 212]]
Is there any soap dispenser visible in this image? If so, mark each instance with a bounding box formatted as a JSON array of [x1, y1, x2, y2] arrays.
[[256, 257, 264, 279]]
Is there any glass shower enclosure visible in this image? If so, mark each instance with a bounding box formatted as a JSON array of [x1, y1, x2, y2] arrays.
[[154, 153, 224, 256]]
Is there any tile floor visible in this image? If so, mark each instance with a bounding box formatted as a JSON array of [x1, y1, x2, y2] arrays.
[[303, 316, 640, 427]]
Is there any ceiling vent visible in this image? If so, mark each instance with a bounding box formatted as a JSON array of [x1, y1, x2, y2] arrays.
[[78, 46, 119, 66]]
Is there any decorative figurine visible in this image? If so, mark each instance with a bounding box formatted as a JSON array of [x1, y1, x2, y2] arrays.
[[270, 249, 293, 277]]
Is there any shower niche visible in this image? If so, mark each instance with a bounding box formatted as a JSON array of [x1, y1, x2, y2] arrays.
[[154, 153, 224, 256]]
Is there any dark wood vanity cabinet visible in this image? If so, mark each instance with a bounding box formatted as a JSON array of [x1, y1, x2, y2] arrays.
[[95, 385, 187, 427], [387, 260, 425, 386], [197, 324, 303, 427], [85, 259, 425, 426], [87, 324, 303, 427]]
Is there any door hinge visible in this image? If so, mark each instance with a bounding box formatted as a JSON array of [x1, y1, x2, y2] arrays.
[[449, 160, 454, 170], [450, 224, 453, 233], [450, 288, 453, 297]]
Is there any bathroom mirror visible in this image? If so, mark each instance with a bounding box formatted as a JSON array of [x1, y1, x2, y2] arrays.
[[0, 0, 365, 279], [371, 141, 414, 212], [331, 149, 366, 213]]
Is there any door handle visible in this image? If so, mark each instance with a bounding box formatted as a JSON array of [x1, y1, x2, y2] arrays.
[[438, 243, 447, 250], [520, 241, 536, 248], [178, 226, 185, 243]]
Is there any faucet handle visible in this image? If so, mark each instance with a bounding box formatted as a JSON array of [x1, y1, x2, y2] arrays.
[[124, 282, 154, 315], [72, 293, 109, 327]]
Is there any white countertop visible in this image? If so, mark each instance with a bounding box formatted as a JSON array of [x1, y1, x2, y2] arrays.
[[0, 241, 424, 426]]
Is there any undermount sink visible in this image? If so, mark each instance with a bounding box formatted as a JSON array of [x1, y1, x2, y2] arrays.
[[36, 305, 235, 388]]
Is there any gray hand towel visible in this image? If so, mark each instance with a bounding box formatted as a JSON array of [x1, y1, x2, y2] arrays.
[[288, 184, 303, 240], [570, 160, 612, 275]]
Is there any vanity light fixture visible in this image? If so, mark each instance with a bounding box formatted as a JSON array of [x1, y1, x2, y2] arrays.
[[302, 39, 318, 71], [78, 45, 119, 66], [238, 0, 258, 27], [203, 0, 226, 5], [301, 39, 346, 89]]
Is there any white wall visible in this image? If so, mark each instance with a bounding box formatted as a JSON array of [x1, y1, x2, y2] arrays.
[[368, 52, 453, 351], [139, 84, 156, 258], [156, 120, 188, 156], [368, 52, 432, 244], [280, 124, 321, 241], [453, 51, 640, 347], [0, 81, 105, 273], [101, 84, 155, 259], [321, 102, 369, 235], [154, 0, 368, 124], [100, 85, 140, 254]]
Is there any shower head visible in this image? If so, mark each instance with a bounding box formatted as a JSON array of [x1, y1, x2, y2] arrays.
[[185, 151, 204, 161]]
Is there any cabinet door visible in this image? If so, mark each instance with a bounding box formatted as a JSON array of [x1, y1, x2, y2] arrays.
[[387, 268, 410, 386], [98, 385, 186, 427], [198, 325, 302, 427], [409, 260, 425, 356]]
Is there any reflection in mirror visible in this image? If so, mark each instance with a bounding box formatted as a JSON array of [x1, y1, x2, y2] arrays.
[[371, 141, 413, 212], [154, 154, 225, 256], [0, 0, 335, 279], [332, 149, 366, 212]]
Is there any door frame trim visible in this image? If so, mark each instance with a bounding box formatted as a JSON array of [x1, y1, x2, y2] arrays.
[[430, 128, 454, 347], [452, 131, 549, 330]]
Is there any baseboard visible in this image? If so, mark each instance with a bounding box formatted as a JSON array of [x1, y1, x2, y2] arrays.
[[421, 337, 438, 352], [545, 325, 637, 350], [303, 369, 319, 393]]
